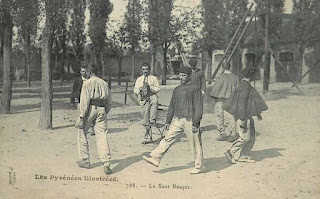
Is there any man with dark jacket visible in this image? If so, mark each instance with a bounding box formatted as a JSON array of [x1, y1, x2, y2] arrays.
[[189, 57, 206, 95], [143, 66, 204, 174], [70, 66, 88, 106]]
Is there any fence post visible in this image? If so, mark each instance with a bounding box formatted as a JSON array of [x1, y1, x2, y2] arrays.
[[108, 76, 112, 91], [124, 80, 128, 105]]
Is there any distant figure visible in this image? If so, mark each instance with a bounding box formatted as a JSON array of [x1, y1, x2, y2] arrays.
[[143, 66, 204, 174], [75, 63, 113, 175], [223, 67, 268, 164], [134, 63, 160, 143], [189, 57, 206, 95], [210, 62, 239, 142], [70, 65, 88, 107]]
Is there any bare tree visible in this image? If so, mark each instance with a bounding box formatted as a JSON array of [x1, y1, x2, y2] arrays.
[[88, 0, 113, 75], [69, 0, 86, 70], [15, 0, 39, 87], [123, 0, 143, 81], [38, 0, 66, 129], [0, 0, 14, 114]]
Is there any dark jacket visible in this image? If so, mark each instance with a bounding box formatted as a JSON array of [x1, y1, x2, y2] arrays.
[[191, 68, 206, 92], [70, 76, 83, 104], [166, 83, 203, 127], [223, 80, 268, 120]]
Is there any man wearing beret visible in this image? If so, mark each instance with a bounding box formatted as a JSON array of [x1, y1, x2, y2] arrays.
[[143, 66, 204, 174], [189, 57, 206, 95], [223, 67, 268, 164]]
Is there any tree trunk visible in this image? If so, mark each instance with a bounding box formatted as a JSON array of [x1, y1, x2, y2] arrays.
[[0, 19, 13, 114], [150, 46, 156, 75], [94, 50, 102, 75], [60, 34, 67, 87], [162, 48, 168, 85], [22, 30, 31, 87], [263, 8, 270, 94], [206, 49, 212, 81], [118, 55, 122, 86], [297, 45, 304, 84], [39, 16, 53, 129], [131, 51, 135, 82], [0, 27, 4, 79], [100, 52, 105, 76]]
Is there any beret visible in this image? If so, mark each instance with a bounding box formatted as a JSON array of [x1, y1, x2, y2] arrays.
[[178, 66, 192, 75], [242, 67, 258, 78], [189, 57, 198, 66]]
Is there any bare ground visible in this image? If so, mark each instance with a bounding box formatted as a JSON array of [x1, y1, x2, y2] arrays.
[[0, 81, 320, 199]]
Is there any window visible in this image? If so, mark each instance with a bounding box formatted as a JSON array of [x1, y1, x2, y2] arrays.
[[279, 52, 293, 62], [214, 54, 223, 63]]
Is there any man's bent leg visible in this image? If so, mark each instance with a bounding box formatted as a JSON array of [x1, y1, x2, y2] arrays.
[[94, 108, 112, 165], [240, 118, 256, 158], [186, 122, 203, 169], [149, 95, 158, 123], [77, 128, 90, 161], [149, 117, 183, 162], [141, 101, 151, 125], [214, 100, 224, 135], [77, 107, 95, 162]]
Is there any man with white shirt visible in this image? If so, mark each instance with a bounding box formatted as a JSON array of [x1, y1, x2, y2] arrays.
[[134, 63, 160, 143], [75, 63, 112, 175]]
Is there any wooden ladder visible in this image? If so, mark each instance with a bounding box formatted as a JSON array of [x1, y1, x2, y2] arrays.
[[211, 2, 260, 80]]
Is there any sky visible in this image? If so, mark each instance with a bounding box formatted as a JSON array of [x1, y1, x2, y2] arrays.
[[107, 0, 293, 22]]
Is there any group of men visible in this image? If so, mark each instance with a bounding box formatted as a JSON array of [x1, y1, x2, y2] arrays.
[[71, 57, 266, 175]]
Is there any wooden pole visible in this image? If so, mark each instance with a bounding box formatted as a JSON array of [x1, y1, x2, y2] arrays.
[[291, 60, 320, 87], [263, 7, 271, 94], [124, 81, 128, 105], [269, 49, 304, 95]]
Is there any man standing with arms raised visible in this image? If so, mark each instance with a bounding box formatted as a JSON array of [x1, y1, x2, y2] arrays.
[[75, 63, 113, 175]]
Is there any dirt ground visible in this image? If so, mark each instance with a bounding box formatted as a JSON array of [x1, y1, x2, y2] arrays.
[[0, 80, 320, 199]]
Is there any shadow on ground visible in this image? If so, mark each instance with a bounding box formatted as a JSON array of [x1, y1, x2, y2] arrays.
[[250, 147, 285, 162], [87, 154, 144, 174], [108, 127, 129, 134], [201, 125, 217, 132], [153, 147, 285, 174], [52, 124, 75, 130]]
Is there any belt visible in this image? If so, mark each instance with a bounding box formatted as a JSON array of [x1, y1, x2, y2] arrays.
[[90, 99, 106, 107]]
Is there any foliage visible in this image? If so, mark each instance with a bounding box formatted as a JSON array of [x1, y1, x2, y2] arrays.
[[88, 0, 113, 57], [201, 0, 226, 52], [69, 0, 86, 67], [122, 0, 143, 52]]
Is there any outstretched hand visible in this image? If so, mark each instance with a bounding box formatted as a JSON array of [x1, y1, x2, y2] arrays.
[[257, 115, 263, 121]]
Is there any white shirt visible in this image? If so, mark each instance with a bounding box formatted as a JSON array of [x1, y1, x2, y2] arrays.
[[134, 75, 160, 95], [79, 75, 112, 118]]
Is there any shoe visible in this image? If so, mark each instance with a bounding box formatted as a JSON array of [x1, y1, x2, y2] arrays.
[[104, 166, 112, 175], [143, 155, 159, 167], [76, 159, 90, 168], [216, 134, 229, 141], [224, 150, 236, 164], [190, 168, 203, 174], [141, 139, 153, 144], [238, 156, 256, 163]]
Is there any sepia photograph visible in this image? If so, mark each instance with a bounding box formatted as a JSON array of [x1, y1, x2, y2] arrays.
[[0, 0, 320, 198]]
